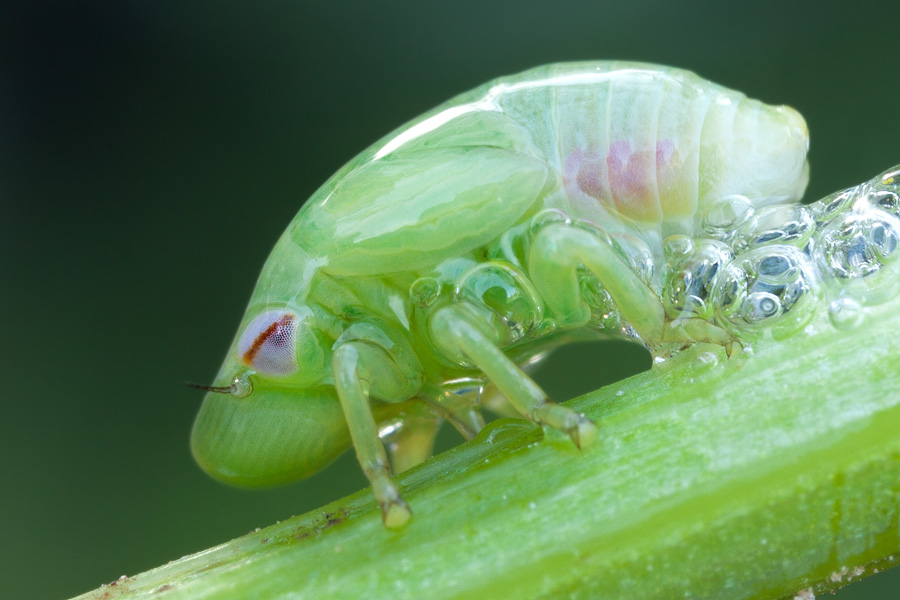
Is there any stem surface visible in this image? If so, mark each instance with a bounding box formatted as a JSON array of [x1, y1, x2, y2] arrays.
[[73, 303, 900, 600]]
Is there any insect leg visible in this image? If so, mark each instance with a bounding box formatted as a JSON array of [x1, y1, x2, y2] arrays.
[[332, 342, 412, 528], [529, 222, 665, 340], [428, 304, 598, 448], [528, 224, 735, 355], [529, 223, 735, 350]]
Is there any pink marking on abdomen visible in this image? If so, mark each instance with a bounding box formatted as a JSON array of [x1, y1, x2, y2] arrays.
[[656, 139, 675, 169], [607, 141, 652, 198], [563, 140, 685, 224], [563, 147, 610, 204], [607, 141, 661, 223]]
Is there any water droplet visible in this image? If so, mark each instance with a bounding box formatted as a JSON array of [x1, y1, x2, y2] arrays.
[[740, 292, 781, 322], [828, 297, 864, 330], [663, 235, 693, 260], [610, 231, 655, 284], [810, 189, 857, 226], [814, 208, 900, 305], [695, 352, 719, 368], [663, 239, 733, 320], [759, 255, 790, 277], [711, 245, 819, 340], [868, 190, 900, 218], [455, 261, 543, 344], [409, 276, 441, 308], [579, 273, 621, 332], [735, 204, 815, 252], [703, 195, 754, 235]]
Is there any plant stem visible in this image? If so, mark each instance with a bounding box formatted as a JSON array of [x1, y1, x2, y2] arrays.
[[73, 301, 900, 600]]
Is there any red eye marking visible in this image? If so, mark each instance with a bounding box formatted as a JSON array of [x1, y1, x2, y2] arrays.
[[242, 313, 296, 365]]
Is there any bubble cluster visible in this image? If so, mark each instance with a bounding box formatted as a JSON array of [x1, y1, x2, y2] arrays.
[[732, 204, 815, 252], [815, 209, 900, 305], [810, 189, 856, 226], [579, 270, 622, 332], [703, 195, 754, 237], [454, 261, 543, 344], [610, 231, 656, 285], [662, 236, 733, 319], [710, 245, 818, 339], [661, 164, 900, 340]]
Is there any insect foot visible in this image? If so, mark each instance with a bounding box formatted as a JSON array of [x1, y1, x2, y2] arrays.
[[428, 303, 598, 450], [374, 476, 412, 529], [533, 400, 598, 450]]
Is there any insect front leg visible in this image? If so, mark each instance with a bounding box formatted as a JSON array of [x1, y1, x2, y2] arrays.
[[528, 222, 734, 350], [332, 341, 415, 528], [428, 303, 598, 448]]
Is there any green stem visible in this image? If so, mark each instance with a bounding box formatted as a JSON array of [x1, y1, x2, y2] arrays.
[[73, 302, 900, 600]]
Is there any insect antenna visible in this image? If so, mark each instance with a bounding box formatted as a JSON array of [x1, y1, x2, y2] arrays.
[[184, 382, 234, 394], [185, 377, 253, 398]]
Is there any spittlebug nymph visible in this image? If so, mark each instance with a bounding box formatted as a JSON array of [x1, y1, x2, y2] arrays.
[[191, 62, 809, 527]]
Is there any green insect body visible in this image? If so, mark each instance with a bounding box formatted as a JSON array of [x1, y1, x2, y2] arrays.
[[191, 61, 811, 527]]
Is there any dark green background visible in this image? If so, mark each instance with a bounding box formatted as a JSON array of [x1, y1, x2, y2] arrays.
[[3, 1, 899, 598]]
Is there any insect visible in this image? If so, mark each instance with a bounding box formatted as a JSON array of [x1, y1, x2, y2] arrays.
[[190, 61, 809, 527]]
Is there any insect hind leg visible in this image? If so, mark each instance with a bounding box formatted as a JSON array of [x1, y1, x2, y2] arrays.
[[528, 222, 734, 351], [428, 303, 597, 449], [528, 222, 665, 340]]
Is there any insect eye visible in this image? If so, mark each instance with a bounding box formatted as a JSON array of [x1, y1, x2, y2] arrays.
[[237, 310, 299, 376]]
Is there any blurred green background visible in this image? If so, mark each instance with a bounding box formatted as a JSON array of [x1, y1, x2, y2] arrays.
[[3, 1, 899, 598]]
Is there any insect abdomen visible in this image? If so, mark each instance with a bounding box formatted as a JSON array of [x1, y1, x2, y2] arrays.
[[491, 62, 809, 235]]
